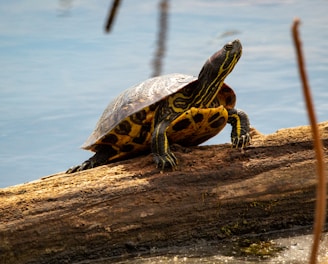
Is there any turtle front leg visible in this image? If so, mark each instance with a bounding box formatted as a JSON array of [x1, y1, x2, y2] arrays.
[[151, 120, 178, 171], [227, 108, 251, 148]]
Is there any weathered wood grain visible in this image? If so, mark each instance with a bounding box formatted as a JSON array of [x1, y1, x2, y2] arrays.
[[0, 122, 327, 264]]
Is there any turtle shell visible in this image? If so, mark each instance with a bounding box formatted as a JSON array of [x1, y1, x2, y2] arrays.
[[82, 73, 197, 150]]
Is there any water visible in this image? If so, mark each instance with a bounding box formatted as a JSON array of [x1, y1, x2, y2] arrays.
[[0, 0, 327, 187]]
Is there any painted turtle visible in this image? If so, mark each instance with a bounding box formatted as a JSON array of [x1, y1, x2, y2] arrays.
[[67, 39, 250, 173]]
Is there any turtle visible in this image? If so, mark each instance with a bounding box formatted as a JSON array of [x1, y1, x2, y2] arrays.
[[66, 39, 250, 173]]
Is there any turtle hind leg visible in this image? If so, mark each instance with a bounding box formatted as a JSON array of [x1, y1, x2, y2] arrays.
[[66, 145, 117, 174], [227, 108, 251, 148]]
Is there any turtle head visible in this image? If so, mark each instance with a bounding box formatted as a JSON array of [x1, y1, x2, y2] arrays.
[[196, 39, 242, 106], [199, 39, 242, 83]]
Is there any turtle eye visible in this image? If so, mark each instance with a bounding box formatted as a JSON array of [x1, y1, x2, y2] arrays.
[[224, 42, 233, 51]]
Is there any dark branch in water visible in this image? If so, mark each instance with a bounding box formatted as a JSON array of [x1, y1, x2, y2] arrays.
[[105, 0, 121, 33], [151, 0, 169, 77]]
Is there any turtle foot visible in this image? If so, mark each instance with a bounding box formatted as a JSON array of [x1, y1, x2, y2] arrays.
[[228, 108, 251, 149], [231, 133, 251, 149], [66, 151, 110, 174], [153, 152, 178, 171], [66, 160, 94, 173], [65, 160, 94, 174]]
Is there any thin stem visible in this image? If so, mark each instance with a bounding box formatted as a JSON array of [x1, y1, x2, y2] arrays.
[[292, 18, 326, 264], [105, 0, 121, 33], [151, 0, 169, 77]]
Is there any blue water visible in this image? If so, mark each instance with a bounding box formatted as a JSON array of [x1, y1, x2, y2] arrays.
[[1, 0, 327, 187]]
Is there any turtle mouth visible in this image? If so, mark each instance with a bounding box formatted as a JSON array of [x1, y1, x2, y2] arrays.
[[224, 39, 242, 54], [207, 39, 242, 67], [210, 39, 242, 70]]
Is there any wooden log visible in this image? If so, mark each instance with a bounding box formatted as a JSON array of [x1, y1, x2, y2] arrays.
[[0, 122, 328, 264]]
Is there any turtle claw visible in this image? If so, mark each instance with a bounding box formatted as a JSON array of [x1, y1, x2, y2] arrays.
[[66, 160, 92, 174], [66, 149, 112, 174], [231, 133, 251, 149], [66, 164, 83, 174], [66, 158, 99, 174], [153, 152, 178, 171], [66, 166, 79, 174]]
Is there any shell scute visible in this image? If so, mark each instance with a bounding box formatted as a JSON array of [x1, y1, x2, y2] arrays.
[[82, 73, 197, 150]]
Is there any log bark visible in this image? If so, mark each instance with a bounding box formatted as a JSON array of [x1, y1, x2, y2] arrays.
[[1, 122, 328, 264]]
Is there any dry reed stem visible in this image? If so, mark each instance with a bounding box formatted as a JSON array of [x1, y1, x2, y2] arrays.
[[292, 18, 326, 264]]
